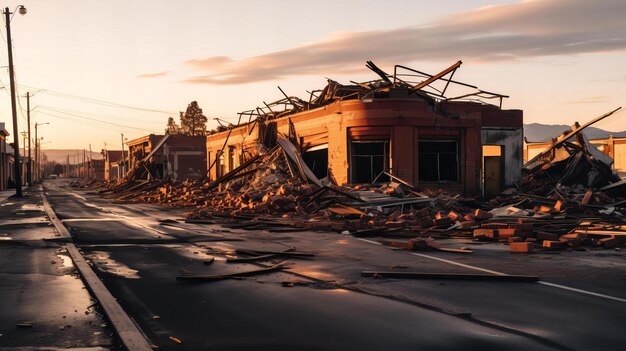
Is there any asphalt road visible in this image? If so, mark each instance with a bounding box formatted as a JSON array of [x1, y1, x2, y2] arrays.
[[0, 185, 114, 350], [35, 179, 626, 350]]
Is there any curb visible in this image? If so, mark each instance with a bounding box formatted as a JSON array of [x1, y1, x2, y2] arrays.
[[41, 187, 154, 351]]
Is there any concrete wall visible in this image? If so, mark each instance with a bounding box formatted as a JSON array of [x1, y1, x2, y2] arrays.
[[481, 128, 524, 186]]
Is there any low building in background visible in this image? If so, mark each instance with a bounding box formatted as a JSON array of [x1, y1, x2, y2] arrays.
[[126, 134, 206, 180], [101, 150, 127, 181]]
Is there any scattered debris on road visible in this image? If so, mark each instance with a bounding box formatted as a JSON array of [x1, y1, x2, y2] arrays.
[[65, 108, 625, 256]]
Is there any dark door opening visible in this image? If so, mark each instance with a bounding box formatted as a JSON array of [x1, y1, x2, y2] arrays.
[[302, 145, 328, 179], [350, 140, 389, 183], [483, 145, 504, 198]]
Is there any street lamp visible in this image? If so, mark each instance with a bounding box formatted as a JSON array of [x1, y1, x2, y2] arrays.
[[3, 5, 27, 196], [35, 122, 49, 182]]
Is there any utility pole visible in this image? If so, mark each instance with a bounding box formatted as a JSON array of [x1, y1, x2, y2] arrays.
[[34, 123, 49, 181], [89, 144, 92, 178], [82, 149, 86, 178], [121, 133, 126, 175], [34, 138, 37, 181], [4, 6, 27, 196], [26, 91, 31, 185]]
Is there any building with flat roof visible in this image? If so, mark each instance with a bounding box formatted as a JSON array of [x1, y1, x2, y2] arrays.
[[205, 62, 523, 197]]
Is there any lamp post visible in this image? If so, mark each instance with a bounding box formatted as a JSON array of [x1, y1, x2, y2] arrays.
[[35, 122, 49, 182], [3, 5, 27, 196]]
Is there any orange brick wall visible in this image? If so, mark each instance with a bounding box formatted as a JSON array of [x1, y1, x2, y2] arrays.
[[205, 99, 520, 195]]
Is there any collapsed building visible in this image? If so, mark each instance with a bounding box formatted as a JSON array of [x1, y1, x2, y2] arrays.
[[526, 135, 626, 178], [96, 61, 624, 253], [205, 61, 522, 197]]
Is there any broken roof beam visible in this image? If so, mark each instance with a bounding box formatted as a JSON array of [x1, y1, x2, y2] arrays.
[[524, 107, 622, 168], [411, 60, 463, 92], [443, 90, 510, 107], [394, 63, 476, 90], [365, 61, 392, 83], [141, 134, 170, 163]]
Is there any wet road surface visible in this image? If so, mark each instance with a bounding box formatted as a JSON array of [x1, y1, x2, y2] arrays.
[[37, 179, 626, 350], [0, 186, 114, 350]]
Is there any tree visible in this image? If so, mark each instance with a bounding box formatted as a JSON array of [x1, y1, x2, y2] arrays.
[[179, 101, 207, 136], [165, 117, 180, 135]]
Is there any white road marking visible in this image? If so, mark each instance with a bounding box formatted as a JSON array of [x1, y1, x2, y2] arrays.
[[537, 281, 626, 303], [409, 252, 507, 276], [357, 238, 383, 246], [357, 237, 626, 303]]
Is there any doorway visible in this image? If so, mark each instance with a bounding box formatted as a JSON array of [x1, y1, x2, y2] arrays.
[[483, 145, 503, 198]]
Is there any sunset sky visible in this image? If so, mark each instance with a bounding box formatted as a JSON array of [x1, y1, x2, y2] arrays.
[[0, 0, 625, 150]]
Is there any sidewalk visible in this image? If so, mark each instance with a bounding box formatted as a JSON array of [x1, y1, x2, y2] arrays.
[[0, 185, 114, 349], [0, 189, 18, 203], [0, 184, 34, 203]]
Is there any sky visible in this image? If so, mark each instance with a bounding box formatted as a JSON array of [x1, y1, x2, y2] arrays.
[[0, 0, 625, 151]]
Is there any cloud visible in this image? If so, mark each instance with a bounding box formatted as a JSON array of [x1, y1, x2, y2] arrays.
[[184, 0, 626, 85], [564, 96, 610, 104], [136, 71, 169, 79]]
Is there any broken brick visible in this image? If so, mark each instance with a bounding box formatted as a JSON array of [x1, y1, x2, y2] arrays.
[[542, 240, 567, 249], [510, 242, 533, 253]]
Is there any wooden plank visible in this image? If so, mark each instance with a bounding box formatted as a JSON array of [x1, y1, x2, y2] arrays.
[[411, 61, 462, 91], [176, 263, 285, 281], [141, 134, 170, 163], [574, 230, 626, 236], [226, 254, 278, 263], [276, 135, 323, 187], [361, 271, 538, 282], [235, 248, 315, 257]]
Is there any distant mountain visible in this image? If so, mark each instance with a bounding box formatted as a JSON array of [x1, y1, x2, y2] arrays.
[[524, 123, 626, 142], [42, 149, 103, 164]]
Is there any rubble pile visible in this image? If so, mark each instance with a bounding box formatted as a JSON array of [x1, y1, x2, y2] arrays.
[[94, 108, 626, 252]]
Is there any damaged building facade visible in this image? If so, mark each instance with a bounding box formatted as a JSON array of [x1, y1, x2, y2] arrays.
[[526, 136, 626, 178], [126, 134, 207, 180], [206, 61, 523, 197]]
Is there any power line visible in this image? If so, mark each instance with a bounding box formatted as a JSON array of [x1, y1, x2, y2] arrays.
[[37, 104, 165, 125], [37, 110, 150, 135], [19, 84, 177, 115], [38, 106, 154, 132]]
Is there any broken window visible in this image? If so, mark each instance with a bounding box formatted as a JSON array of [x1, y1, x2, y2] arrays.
[[217, 151, 225, 178], [228, 146, 235, 172], [302, 144, 328, 179], [418, 140, 458, 181], [350, 140, 389, 183]]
